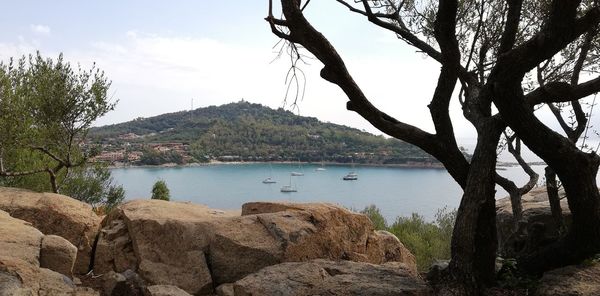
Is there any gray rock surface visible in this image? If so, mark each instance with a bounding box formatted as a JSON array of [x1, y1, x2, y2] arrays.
[[95, 200, 417, 295], [536, 262, 600, 296], [496, 187, 571, 256], [0, 187, 101, 274], [145, 285, 193, 296], [232, 259, 430, 296], [0, 209, 98, 296]]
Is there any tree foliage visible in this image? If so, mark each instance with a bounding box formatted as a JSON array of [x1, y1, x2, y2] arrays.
[[361, 205, 456, 271], [0, 52, 115, 193], [60, 164, 125, 212], [151, 180, 170, 201]]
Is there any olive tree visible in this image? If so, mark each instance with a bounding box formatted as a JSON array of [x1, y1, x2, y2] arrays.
[[0, 52, 115, 193], [266, 0, 600, 292]]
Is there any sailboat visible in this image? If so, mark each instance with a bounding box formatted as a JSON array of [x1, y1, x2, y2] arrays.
[[281, 175, 297, 192], [291, 159, 304, 176], [343, 159, 358, 180], [315, 159, 326, 171], [262, 177, 276, 184], [262, 164, 277, 184]]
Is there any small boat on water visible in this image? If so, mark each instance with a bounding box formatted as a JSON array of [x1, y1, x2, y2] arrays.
[[281, 175, 298, 192], [262, 164, 277, 183], [291, 158, 304, 176], [315, 159, 327, 171], [262, 177, 276, 184], [343, 172, 358, 181], [280, 184, 297, 192]]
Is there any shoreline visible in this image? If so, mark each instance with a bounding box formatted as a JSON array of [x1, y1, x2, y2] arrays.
[[107, 160, 548, 170], [108, 160, 447, 170]]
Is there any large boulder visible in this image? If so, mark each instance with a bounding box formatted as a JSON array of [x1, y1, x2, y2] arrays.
[[0, 187, 102, 274], [95, 200, 416, 295], [496, 187, 571, 256], [0, 209, 99, 296], [40, 235, 78, 277], [94, 200, 227, 295], [231, 259, 431, 296], [535, 262, 600, 296]]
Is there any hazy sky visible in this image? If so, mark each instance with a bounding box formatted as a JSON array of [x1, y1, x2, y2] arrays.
[[0, 1, 470, 136], [1, 1, 597, 152]]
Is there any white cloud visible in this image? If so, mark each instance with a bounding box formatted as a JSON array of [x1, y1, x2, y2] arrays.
[[57, 31, 471, 138], [30, 24, 51, 36]]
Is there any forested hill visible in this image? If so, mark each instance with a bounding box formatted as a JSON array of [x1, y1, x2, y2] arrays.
[[89, 101, 440, 164]]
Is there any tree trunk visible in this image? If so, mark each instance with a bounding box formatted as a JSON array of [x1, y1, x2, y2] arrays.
[[492, 81, 600, 274], [48, 169, 58, 193], [544, 166, 564, 233], [449, 120, 502, 293], [520, 163, 600, 272]]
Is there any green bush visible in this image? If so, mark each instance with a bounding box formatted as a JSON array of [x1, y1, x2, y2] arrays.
[[60, 164, 125, 212], [360, 204, 387, 230], [360, 205, 456, 271], [151, 180, 170, 201]]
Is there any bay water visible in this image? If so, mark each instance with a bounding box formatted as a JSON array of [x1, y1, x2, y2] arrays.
[[111, 163, 548, 222]]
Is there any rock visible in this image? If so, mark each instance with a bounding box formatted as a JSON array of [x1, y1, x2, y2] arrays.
[[109, 270, 146, 296], [207, 214, 286, 284], [102, 271, 126, 295], [40, 234, 78, 277], [0, 209, 98, 296], [496, 187, 571, 257], [535, 262, 600, 296], [232, 259, 431, 296], [95, 200, 416, 295], [215, 284, 234, 296], [145, 285, 193, 296], [0, 270, 24, 295], [74, 287, 101, 296], [426, 260, 450, 284], [0, 187, 101, 274], [95, 200, 223, 295], [365, 230, 418, 274], [0, 209, 43, 266], [93, 218, 137, 274]]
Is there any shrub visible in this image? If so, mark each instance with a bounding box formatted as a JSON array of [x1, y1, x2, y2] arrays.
[[151, 180, 170, 201], [59, 164, 125, 212], [360, 205, 456, 271], [360, 204, 387, 230]]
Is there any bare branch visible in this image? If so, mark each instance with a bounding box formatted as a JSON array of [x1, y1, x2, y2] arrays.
[[276, 0, 471, 186], [525, 76, 600, 106], [31, 146, 66, 166], [498, 0, 523, 54], [496, 3, 600, 78]]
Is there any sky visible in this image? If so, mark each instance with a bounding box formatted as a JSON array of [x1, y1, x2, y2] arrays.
[[0, 1, 597, 155]]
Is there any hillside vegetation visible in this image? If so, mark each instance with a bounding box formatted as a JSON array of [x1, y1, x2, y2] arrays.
[[89, 101, 441, 164]]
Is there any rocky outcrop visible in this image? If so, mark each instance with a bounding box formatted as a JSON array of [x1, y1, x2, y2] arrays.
[[230, 259, 431, 296], [146, 285, 193, 296], [0, 187, 101, 274], [536, 262, 600, 296], [496, 187, 571, 256], [0, 209, 98, 296], [95, 200, 417, 295], [40, 234, 78, 277]]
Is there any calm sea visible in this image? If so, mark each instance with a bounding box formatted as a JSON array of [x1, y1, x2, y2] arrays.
[[110, 163, 551, 221]]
